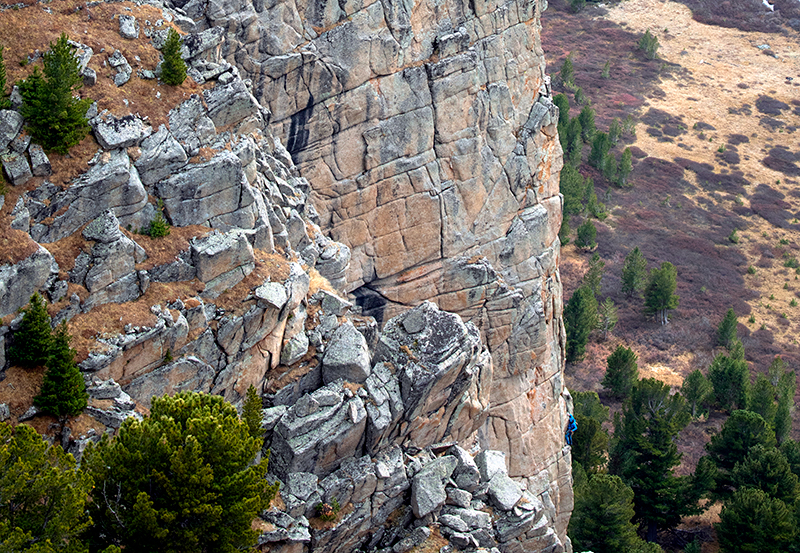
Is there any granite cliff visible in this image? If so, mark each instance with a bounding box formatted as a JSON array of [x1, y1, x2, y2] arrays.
[[0, 0, 569, 550]]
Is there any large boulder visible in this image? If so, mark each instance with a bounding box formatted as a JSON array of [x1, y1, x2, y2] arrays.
[[0, 246, 58, 318], [202, 79, 262, 130], [0, 110, 23, 150], [168, 95, 216, 157], [1, 150, 32, 186], [321, 322, 371, 384], [91, 112, 151, 149], [190, 230, 255, 298], [134, 125, 188, 185]]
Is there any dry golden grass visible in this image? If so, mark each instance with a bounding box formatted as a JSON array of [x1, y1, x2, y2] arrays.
[[0, 364, 45, 422], [212, 250, 293, 315], [131, 224, 211, 270]]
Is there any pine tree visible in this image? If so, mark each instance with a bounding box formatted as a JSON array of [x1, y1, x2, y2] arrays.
[[708, 343, 749, 412], [34, 321, 88, 423], [568, 473, 642, 553], [8, 292, 52, 368], [161, 28, 187, 86], [84, 391, 279, 552], [705, 410, 776, 498], [0, 423, 94, 552], [749, 374, 777, 427], [582, 253, 605, 296], [621, 247, 648, 297], [644, 262, 679, 325], [565, 117, 583, 166], [717, 307, 738, 349], [578, 106, 595, 142], [602, 151, 618, 182], [638, 30, 660, 60], [731, 445, 800, 504], [589, 132, 610, 169], [564, 286, 598, 363], [596, 297, 618, 341], [572, 390, 610, 474], [609, 378, 692, 542], [559, 53, 575, 87], [602, 345, 638, 400], [554, 93, 570, 127], [559, 215, 571, 245], [618, 147, 633, 187], [19, 33, 92, 154], [241, 384, 263, 440], [716, 488, 797, 553], [608, 118, 622, 144], [575, 219, 597, 250], [585, 178, 606, 220], [681, 369, 712, 419], [560, 163, 586, 217]]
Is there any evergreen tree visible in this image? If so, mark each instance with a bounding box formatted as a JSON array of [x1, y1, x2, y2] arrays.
[[681, 369, 712, 419], [572, 391, 610, 474], [559, 215, 571, 245], [749, 374, 777, 427], [34, 321, 88, 423], [608, 118, 622, 145], [708, 343, 749, 412], [602, 151, 618, 182], [589, 131, 610, 170], [8, 292, 52, 368], [0, 422, 93, 552], [0, 45, 9, 109], [564, 286, 598, 363], [717, 307, 738, 349], [575, 219, 597, 250], [621, 246, 648, 297], [84, 391, 279, 553], [767, 356, 795, 444], [602, 345, 639, 400], [638, 29, 660, 60], [596, 297, 618, 341], [582, 252, 605, 296], [19, 33, 92, 154], [559, 53, 575, 87], [779, 439, 800, 478], [774, 394, 792, 445], [705, 410, 777, 498], [610, 378, 692, 542], [716, 488, 797, 553], [618, 147, 633, 187], [565, 117, 583, 166], [731, 445, 799, 504], [241, 384, 263, 440], [560, 163, 586, 217], [569, 473, 642, 553], [578, 106, 595, 142], [585, 178, 606, 220], [644, 262, 679, 325], [554, 93, 570, 127], [569, 0, 586, 13], [161, 28, 187, 86]]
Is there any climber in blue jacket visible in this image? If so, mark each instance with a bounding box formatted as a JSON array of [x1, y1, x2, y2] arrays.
[[565, 413, 578, 446]]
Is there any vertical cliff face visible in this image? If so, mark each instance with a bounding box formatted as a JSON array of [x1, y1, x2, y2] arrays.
[[178, 0, 569, 542]]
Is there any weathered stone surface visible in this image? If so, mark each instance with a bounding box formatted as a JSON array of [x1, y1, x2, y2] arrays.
[[0, 110, 23, 150], [448, 445, 481, 492], [374, 301, 492, 449], [28, 144, 51, 177], [476, 450, 508, 482], [488, 472, 523, 511], [0, 403, 9, 422], [2, 150, 32, 186], [32, 150, 148, 243], [118, 14, 139, 39], [124, 356, 216, 407], [157, 150, 257, 229], [269, 381, 367, 478], [168, 95, 216, 157], [134, 124, 188, 185], [321, 322, 371, 384], [190, 230, 255, 297], [91, 112, 151, 149], [0, 246, 58, 318], [410, 456, 458, 517], [202, 78, 262, 130]]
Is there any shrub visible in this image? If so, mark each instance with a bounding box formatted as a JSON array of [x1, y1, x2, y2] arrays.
[[19, 33, 92, 154], [161, 28, 187, 86], [8, 293, 52, 368], [728, 229, 739, 243], [84, 391, 279, 552], [146, 211, 170, 238], [638, 29, 660, 59], [575, 219, 597, 250]]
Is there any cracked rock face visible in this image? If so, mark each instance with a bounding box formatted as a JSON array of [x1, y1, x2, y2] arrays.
[[187, 0, 570, 541]]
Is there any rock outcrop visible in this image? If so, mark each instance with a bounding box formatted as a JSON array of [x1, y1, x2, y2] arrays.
[[184, 0, 570, 543]]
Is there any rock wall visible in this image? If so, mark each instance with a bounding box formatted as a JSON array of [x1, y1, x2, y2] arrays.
[[177, 0, 571, 541]]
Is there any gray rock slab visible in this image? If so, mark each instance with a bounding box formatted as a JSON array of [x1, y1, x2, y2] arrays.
[[134, 124, 188, 185], [28, 144, 51, 176], [2, 150, 32, 186], [202, 78, 261, 129], [91, 113, 151, 149], [322, 322, 371, 384], [488, 472, 523, 511], [0, 110, 23, 150], [119, 14, 139, 39], [475, 450, 507, 482]]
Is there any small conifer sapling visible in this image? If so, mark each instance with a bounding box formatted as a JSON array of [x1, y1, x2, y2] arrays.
[[161, 28, 187, 86]]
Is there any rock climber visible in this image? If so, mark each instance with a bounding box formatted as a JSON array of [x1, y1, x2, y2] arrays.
[[565, 413, 577, 446]]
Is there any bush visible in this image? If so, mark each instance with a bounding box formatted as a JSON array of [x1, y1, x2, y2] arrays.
[[8, 293, 52, 368], [84, 391, 279, 552], [19, 33, 92, 154], [575, 219, 597, 250], [33, 321, 88, 422], [729, 229, 739, 243], [161, 28, 187, 86], [638, 29, 660, 59]]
